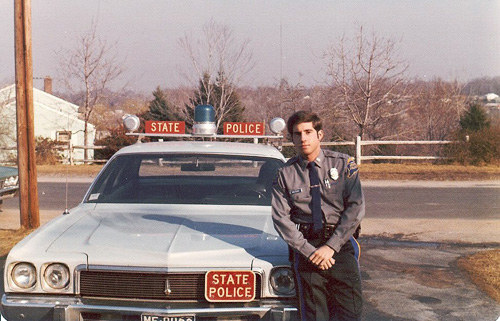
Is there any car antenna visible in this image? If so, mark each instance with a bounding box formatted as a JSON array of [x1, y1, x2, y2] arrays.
[[63, 117, 70, 215], [63, 163, 69, 215]]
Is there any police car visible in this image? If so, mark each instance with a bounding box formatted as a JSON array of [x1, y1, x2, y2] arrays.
[[1, 106, 298, 321]]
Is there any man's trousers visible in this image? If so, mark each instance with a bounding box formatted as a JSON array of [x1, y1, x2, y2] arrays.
[[292, 236, 362, 321]]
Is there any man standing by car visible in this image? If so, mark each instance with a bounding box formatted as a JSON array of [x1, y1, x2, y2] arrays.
[[271, 110, 364, 321]]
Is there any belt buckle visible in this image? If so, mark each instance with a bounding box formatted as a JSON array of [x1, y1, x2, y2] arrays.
[[299, 224, 316, 239]]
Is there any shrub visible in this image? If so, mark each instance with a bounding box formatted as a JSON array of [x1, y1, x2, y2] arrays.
[[94, 126, 139, 160], [445, 126, 500, 165], [444, 102, 499, 165], [35, 137, 62, 165], [459, 102, 490, 132]]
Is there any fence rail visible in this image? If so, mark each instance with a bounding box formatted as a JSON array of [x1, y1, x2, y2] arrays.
[[282, 136, 455, 164], [2, 137, 457, 165], [0, 144, 107, 165]]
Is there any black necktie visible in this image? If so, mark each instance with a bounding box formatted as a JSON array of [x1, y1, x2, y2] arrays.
[[308, 162, 323, 232]]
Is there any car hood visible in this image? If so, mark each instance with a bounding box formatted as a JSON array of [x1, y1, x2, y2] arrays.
[[47, 204, 288, 268], [0, 165, 18, 178]]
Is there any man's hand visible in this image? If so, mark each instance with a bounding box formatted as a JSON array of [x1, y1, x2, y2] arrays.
[[308, 245, 335, 270]]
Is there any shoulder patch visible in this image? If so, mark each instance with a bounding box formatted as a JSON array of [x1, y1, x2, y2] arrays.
[[346, 157, 358, 178]]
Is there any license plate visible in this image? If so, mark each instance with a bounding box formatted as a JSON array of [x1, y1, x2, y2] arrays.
[[205, 270, 256, 302], [141, 314, 195, 321]]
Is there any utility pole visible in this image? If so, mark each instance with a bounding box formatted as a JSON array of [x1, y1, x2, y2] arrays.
[[14, 0, 40, 229]]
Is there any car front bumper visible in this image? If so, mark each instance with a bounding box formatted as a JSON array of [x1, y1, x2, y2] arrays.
[[0, 186, 18, 201], [2, 294, 298, 321]]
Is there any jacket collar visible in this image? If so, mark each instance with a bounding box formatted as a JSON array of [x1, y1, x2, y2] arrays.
[[298, 149, 325, 171]]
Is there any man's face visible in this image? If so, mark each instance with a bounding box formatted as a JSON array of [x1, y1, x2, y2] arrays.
[[292, 122, 323, 160]]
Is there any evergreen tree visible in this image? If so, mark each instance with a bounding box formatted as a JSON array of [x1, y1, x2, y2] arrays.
[[184, 73, 210, 129], [188, 73, 211, 110], [188, 72, 245, 133], [144, 87, 184, 121], [459, 102, 490, 133], [446, 102, 499, 165]]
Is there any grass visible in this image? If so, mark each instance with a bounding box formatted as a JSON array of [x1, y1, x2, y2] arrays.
[[35, 163, 500, 181], [359, 163, 500, 181], [37, 164, 103, 177], [0, 229, 33, 257], [2, 163, 500, 302], [458, 249, 500, 303]]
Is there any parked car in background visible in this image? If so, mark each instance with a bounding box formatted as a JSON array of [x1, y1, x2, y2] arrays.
[[0, 166, 19, 210], [1, 111, 299, 320]]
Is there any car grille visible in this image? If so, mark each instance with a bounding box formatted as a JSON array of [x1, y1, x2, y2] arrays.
[[79, 270, 261, 301]]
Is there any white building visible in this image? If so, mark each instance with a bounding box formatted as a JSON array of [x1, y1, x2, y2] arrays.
[[0, 83, 95, 163], [485, 93, 499, 102]]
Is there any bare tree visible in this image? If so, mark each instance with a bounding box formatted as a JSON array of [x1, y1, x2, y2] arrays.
[[90, 97, 148, 136], [58, 20, 125, 159], [409, 79, 467, 140], [178, 20, 254, 128], [324, 26, 409, 139]]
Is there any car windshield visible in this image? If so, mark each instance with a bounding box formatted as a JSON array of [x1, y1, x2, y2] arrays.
[[85, 153, 283, 206]]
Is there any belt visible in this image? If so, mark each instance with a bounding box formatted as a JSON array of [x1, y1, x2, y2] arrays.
[[298, 223, 337, 241]]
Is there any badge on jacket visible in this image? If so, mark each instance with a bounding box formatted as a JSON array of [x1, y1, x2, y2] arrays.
[[329, 168, 339, 180]]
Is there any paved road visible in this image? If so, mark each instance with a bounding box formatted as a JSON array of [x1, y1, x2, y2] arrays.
[[365, 185, 500, 220], [3, 181, 500, 220]]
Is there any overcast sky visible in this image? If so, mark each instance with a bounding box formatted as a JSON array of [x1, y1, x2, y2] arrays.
[[1, 0, 499, 94]]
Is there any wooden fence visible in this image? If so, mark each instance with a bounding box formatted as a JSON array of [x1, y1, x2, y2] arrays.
[[282, 136, 455, 165], [2, 137, 456, 165]]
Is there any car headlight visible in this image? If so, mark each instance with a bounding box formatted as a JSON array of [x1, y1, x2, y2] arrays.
[[4, 176, 18, 187], [44, 263, 70, 289], [270, 267, 295, 295], [11, 263, 36, 289]]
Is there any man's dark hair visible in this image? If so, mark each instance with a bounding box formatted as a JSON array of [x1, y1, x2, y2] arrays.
[[286, 111, 323, 135]]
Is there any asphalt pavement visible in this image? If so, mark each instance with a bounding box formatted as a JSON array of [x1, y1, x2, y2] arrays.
[[1, 178, 500, 320]]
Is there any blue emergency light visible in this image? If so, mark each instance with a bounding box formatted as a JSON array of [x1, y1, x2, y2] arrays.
[[193, 104, 217, 135], [194, 104, 215, 122]]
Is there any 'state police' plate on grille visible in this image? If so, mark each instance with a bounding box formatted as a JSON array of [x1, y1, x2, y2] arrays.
[[205, 270, 256, 302], [141, 315, 195, 321]]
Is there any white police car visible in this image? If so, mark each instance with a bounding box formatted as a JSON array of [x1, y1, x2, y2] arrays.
[[1, 106, 298, 321]]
